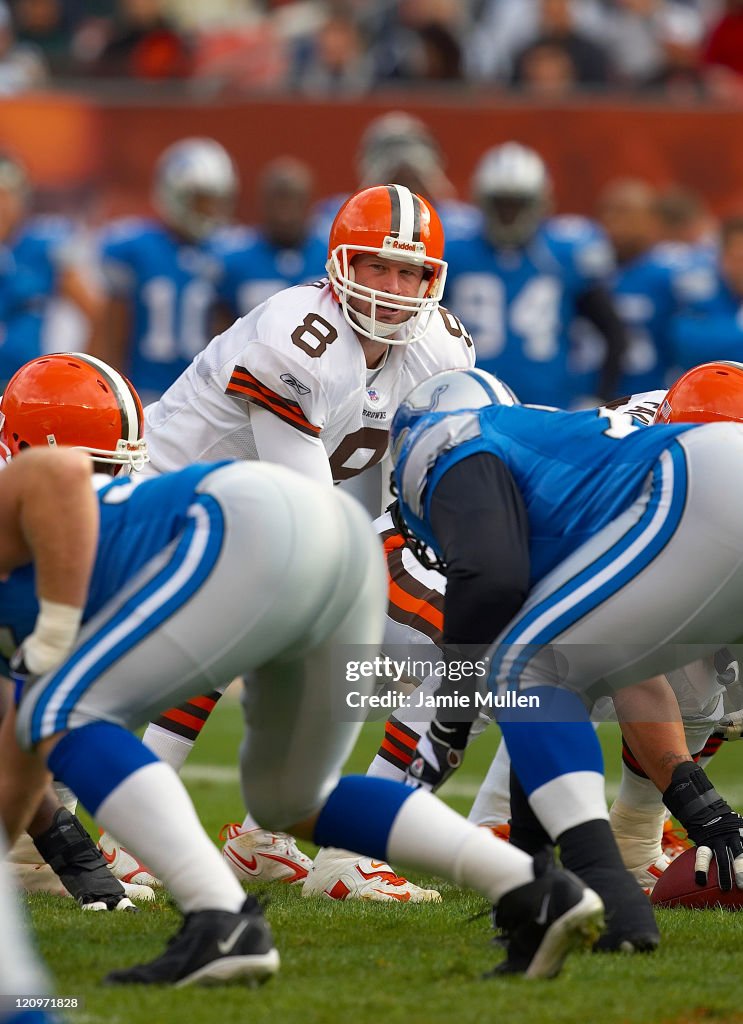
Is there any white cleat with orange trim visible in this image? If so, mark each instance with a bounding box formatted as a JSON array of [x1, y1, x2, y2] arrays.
[[302, 848, 441, 902], [661, 819, 693, 861], [220, 824, 313, 885], [631, 851, 675, 896], [98, 831, 161, 888]]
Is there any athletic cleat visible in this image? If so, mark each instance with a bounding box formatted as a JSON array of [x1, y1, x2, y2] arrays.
[[104, 894, 280, 987], [488, 824, 511, 842], [220, 824, 313, 885], [302, 848, 441, 903], [661, 819, 692, 861], [82, 894, 138, 912], [98, 831, 161, 887], [632, 851, 674, 896], [9, 860, 153, 904], [489, 856, 605, 979], [586, 867, 660, 953]]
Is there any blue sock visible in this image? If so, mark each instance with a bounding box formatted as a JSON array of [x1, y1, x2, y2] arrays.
[[47, 722, 158, 817], [498, 686, 604, 796], [314, 775, 414, 860]]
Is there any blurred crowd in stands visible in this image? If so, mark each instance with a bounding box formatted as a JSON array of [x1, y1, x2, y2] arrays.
[[4, 0, 743, 101], [1, 110, 741, 413]]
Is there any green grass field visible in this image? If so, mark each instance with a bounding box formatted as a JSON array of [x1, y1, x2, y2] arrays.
[[26, 696, 743, 1024]]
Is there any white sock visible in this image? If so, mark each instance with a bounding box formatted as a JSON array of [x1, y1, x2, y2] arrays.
[[0, 830, 51, 996], [609, 797, 665, 870], [366, 753, 406, 781], [387, 789, 534, 903], [142, 723, 196, 774], [616, 761, 665, 811], [529, 771, 608, 840], [240, 811, 261, 832], [468, 739, 512, 826], [97, 762, 244, 913]]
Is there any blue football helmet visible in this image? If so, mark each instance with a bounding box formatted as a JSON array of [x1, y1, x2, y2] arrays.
[[390, 367, 518, 466]]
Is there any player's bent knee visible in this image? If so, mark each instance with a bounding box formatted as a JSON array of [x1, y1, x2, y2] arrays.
[[241, 778, 331, 834]]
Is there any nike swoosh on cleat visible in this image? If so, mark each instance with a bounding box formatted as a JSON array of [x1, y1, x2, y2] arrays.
[[217, 921, 249, 955], [224, 848, 260, 873], [99, 847, 116, 865]]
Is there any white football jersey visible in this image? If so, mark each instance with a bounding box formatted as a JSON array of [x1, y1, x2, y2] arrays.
[[145, 281, 475, 483], [601, 389, 666, 426]]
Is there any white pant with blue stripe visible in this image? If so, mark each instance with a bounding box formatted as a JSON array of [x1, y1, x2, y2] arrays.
[[16, 462, 387, 830], [489, 423, 743, 829], [490, 423, 743, 700]]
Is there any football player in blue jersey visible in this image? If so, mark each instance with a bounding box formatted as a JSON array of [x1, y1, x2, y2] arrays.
[[312, 110, 481, 247], [0, 372, 604, 984], [92, 137, 238, 404], [390, 366, 743, 950], [669, 214, 743, 370], [444, 143, 627, 408], [0, 152, 103, 387], [0, 445, 99, 1024], [595, 178, 711, 395], [212, 157, 327, 322]]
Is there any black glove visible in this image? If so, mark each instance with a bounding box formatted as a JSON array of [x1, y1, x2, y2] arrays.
[[9, 646, 38, 706], [406, 719, 469, 792], [663, 761, 743, 891]]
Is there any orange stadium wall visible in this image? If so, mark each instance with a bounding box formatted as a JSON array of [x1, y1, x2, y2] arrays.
[[5, 93, 743, 223]]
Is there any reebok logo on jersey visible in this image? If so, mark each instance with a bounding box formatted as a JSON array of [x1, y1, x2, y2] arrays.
[[280, 372, 311, 396]]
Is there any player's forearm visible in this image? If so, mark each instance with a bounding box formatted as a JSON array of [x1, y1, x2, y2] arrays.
[[613, 675, 692, 791], [249, 404, 333, 487], [576, 285, 627, 399], [0, 682, 51, 842]]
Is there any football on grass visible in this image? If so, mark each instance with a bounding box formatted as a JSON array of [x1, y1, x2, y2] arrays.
[[651, 848, 743, 909]]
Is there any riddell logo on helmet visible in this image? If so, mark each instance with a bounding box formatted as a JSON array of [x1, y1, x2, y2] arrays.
[[382, 236, 426, 257]]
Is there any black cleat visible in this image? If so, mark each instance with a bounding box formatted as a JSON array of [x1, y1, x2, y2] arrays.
[[586, 868, 660, 953], [32, 808, 137, 911], [488, 855, 605, 979], [104, 895, 280, 987]]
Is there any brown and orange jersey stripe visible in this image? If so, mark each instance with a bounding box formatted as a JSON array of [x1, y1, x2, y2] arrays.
[[226, 365, 320, 437], [380, 527, 444, 646]]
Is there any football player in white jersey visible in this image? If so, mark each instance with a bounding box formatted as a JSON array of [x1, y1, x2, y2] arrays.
[[109, 184, 476, 899]]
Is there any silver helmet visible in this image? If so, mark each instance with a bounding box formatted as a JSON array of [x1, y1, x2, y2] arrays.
[[153, 137, 239, 242]]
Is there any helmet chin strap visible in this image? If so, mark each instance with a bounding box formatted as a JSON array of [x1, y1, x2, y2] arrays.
[[348, 306, 403, 339], [345, 261, 409, 340]]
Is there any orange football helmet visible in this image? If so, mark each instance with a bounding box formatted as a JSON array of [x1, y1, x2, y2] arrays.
[[0, 353, 148, 473], [654, 361, 743, 425], [326, 184, 447, 345]]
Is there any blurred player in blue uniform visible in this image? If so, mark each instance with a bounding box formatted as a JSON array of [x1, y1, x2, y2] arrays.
[[0, 385, 603, 985], [92, 138, 238, 404], [213, 157, 326, 323], [444, 143, 626, 408], [669, 215, 743, 369], [312, 111, 481, 247], [0, 153, 103, 386], [595, 179, 712, 395], [391, 367, 743, 949]]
